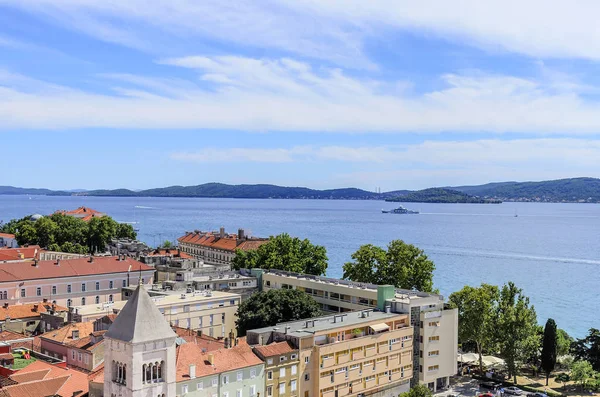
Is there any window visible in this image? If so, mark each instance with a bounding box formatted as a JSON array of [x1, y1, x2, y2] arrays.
[[94, 281, 99, 291], [279, 382, 285, 394], [182, 385, 188, 394], [280, 356, 287, 362], [237, 390, 242, 397], [304, 356, 309, 364], [78, 352, 82, 361], [81, 283, 86, 292], [237, 372, 243, 381], [428, 336, 440, 342], [36, 287, 42, 296], [20, 289, 25, 298], [291, 354, 297, 360], [212, 378, 218, 387], [95, 296, 100, 304], [304, 374, 310, 381], [223, 375, 229, 385], [84, 355, 89, 364], [267, 359, 273, 365], [267, 386, 273, 397], [291, 380, 297, 392], [81, 297, 86, 305], [109, 294, 113, 302], [219, 301, 225, 307], [223, 392, 229, 397], [67, 299, 72, 307], [267, 371, 273, 380], [230, 299, 236, 305], [197, 382, 204, 390], [291, 365, 297, 375], [122, 280, 127, 288], [183, 305, 190, 313], [52, 285, 57, 295], [428, 350, 439, 357], [429, 321, 440, 327], [250, 385, 256, 397], [280, 368, 285, 377], [250, 369, 256, 379], [428, 365, 439, 372], [72, 350, 76, 359], [109, 281, 114, 289]]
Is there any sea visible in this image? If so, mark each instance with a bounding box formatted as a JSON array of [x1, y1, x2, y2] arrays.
[[1, 195, 599, 338]]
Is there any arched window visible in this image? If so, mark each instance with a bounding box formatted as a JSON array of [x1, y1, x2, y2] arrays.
[[142, 364, 146, 383], [67, 299, 72, 307], [81, 297, 86, 305], [157, 361, 163, 380], [146, 363, 152, 383]]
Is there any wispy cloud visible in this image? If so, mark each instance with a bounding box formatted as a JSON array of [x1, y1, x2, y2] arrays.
[[3, 55, 600, 132]]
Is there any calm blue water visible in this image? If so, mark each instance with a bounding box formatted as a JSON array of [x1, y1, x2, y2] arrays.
[[1, 195, 599, 338]]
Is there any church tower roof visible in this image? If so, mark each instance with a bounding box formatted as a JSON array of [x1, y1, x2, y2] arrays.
[[105, 283, 176, 343]]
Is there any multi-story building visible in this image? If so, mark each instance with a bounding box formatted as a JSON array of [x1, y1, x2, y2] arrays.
[[159, 270, 259, 300], [247, 310, 414, 397], [0, 233, 18, 248], [254, 341, 299, 397], [0, 256, 154, 308], [71, 287, 241, 339], [178, 228, 269, 267], [40, 321, 106, 371], [0, 301, 68, 335], [258, 270, 457, 391]]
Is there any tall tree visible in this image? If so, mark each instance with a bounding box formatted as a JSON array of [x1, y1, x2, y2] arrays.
[[541, 319, 558, 385], [571, 328, 600, 371], [34, 217, 58, 248], [235, 289, 321, 336], [232, 233, 328, 276], [87, 217, 118, 253], [556, 328, 573, 357], [449, 284, 499, 375], [15, 221, 37, 246], [400, 384, 433, 397], [343, 240, 436, 292], [570, 360, 596, 391], [494, 282, 539, 383]]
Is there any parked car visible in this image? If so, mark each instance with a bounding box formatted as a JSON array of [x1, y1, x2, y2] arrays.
[[480, 382, 501, 391], [504, 387, 523, 395], [526, 393, 547, 397], [479, 393, 494, 397]]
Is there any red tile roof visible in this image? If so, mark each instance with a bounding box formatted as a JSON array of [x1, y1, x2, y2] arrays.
[[254, 341, 296, 357], [7, 360, 89, 397], [0, 302, 68, 321], [0, 246, 42, 262], [54, 207, 106, 223], [176, 343, 263, 381], [0, 330, 29, 342], [1, 375, 70, 397], [0, 233, 15, 239], [40, 322, 94, 345], [178, 231, 268, 253], [146, 249, 193, 259], [0, 256, 152, 282], [171, 327, 224, 351]]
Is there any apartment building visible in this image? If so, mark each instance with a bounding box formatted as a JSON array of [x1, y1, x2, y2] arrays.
[[0, 301, 68, 335], [178, 228, 268, 267], [0, 233, 18, 248], [247, 310, 414, 397], [254, 341, 300, 397], [0, 256, 154, 308], [259, 270, 457, 391], [71, 288, 241, 339], [40, 321, 106, 371]]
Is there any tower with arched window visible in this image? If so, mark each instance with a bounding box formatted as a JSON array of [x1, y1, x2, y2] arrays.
[[103, 282, 177, 397]]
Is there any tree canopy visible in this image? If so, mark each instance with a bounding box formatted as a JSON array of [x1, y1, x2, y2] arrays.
[[400, 384, 433, 397], [572, 328, 600, 371], [231, 233, 328, 276], [342, 240, 435, 292], [449, 283, 499, 374], [0, 214, 136, 254], [570, 360, 596, 390], [235, 289, 322, 336], [541, 318, 558, 385]]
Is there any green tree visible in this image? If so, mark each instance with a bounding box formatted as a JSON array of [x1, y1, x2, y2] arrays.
[[162, 240, 173, 249], [557, 329, 573, 357], [232, 233, 328, 275], [541, 319, 558, 385], [116, 223, 137, 239], [449, 284, 499, 375], [555, 373, 570, 391], [494, 282, 539, 383], [343, 240, 435, 292], [571, 329, 600, 371], [48, 213, 87, 246], [33, 217, 58, 248], [400, 384, 433, 397], [87, 217, 118, 253], [571, 360, 595, 390], [235, 289, 321, 336], [15, 221, 37, 246]]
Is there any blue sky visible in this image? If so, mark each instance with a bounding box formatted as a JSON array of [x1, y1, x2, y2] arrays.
[[2, 1, 600, 191]]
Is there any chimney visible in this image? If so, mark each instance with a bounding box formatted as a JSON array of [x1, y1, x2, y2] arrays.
[[3, 303, 8, 309], [189, 364, 196, 379], [224, 337, 230, 349], [43, 298, 48, 303], [33, 304, 39, 312], [220, 227, 225, 238], [88, 256, 94, 263], [235, 337, 239, 346], [55, 259, 60, 266], [33, 259, 38, 267], [238, 229, 245, 240], [72, 329, 80, 340], [197, 329, 202, 337], [285, 326, 291, 334], [208, 353, 214, 365]]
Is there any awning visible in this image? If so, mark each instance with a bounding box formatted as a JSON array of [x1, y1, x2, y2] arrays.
[[369, 323, 390, 333]]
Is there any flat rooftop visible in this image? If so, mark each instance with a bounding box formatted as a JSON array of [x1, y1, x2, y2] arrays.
[[248, 310, 404, 338], [72, 288, 240, 316]]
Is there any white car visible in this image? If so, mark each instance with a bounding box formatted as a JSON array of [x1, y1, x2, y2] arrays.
[[504, 387, 523, 395]]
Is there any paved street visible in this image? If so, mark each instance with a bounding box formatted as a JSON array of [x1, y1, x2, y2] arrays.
[[435, 377, 484, 397]]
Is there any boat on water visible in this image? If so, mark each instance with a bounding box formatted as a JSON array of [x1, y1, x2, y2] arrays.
[[382, 205, 419, 214]]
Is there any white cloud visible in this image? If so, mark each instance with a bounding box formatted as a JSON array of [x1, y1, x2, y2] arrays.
[[3, 56, 600, 132], [5, 0, 600, 66]]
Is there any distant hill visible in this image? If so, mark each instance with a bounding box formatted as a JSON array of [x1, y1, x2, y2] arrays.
[[450, 177, 600, 202], [0, 186, 65, 195], [385, 188, 501, 204]]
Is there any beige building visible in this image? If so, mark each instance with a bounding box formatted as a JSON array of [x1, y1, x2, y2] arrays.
[[259, 270, 457, 391], [71, 288, 241, 339], [247, 310, 414, 397], [254, 341, 300, 397]]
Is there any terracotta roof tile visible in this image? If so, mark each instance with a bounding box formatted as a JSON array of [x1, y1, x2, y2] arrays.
[[0, 233, 15, 239], [40, 322, 94, 345], [0, 246, 42, 262], [2, 375, 69, 397], [0, 256, 152, 282], [10, 360, 89, 397], [0, 302, 67, 321], [254, 341, 296, 357], [177, 231, 268, 253], [0, 330, 29, 342], [146, 249, 193, 259], [176, 343, 263, 381], [9, 369, 50, 383]]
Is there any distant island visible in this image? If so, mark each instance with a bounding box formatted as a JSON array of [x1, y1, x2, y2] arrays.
[[385, 188, 502, 204], [1, 177, 600, 203]]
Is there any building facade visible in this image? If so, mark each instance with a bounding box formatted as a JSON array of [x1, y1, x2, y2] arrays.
[[0, 233, 18, 248], [0, 256, 154, 309], [178, 228, 268, 267], [259, 270, 457, 391], [254, 342, 299, 397]]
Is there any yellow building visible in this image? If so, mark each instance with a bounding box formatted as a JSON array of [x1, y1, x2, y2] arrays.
[[247, 309, 414, 397], [69, 288, 241, 339], [254, 341, 300, 397]]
